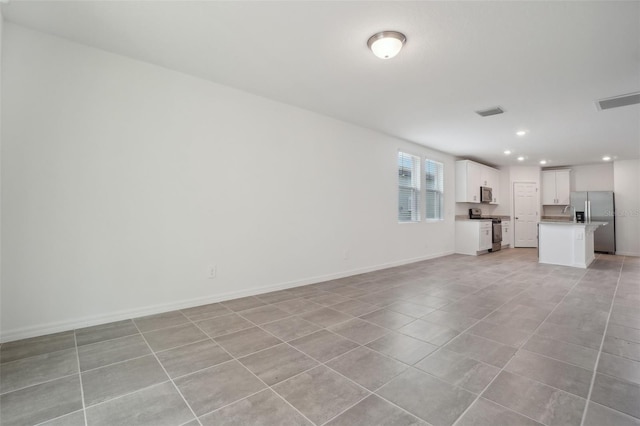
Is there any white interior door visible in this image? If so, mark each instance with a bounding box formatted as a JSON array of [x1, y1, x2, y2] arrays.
[[514, 182, 538, 247]]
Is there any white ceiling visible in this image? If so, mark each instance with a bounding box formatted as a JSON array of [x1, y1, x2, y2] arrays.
[[3, 1, 639, 167]]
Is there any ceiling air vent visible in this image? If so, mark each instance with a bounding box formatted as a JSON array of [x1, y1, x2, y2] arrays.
[[475, 106, 504, 117], [596, 92, 640, 111]]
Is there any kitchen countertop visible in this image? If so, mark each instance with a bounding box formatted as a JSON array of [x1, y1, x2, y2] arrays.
[[455, 215, 511, 221]]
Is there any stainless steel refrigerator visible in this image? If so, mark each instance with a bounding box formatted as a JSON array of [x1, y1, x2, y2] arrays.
[[570, 191, 616, 254]]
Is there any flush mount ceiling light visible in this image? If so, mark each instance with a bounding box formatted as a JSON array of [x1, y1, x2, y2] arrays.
[[540, 160, 547, 165], [367, 31, 406, 59], [602, 156, 612, 161], [516, 130, 527, 137], [517, 156, 525, 161], [504, 150, 512, 155]]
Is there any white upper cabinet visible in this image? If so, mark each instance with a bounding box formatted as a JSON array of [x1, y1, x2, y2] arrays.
[[455, 160, 500, 204], [541, 169, 571, 205], [555, 170, 571, 204]]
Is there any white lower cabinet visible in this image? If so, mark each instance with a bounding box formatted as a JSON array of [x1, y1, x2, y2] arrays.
[[479, 222, 492, 251], [501, 220, 510, 248], [455, 220, 493, 255]]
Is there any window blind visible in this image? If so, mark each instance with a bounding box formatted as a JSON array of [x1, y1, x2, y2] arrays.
[[425, 159, 444, 220], [398, 152, 421, 222]]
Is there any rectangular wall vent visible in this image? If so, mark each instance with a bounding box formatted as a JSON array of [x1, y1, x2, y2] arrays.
[[475, 106, 504, 117], [596, 92, 640, 111]]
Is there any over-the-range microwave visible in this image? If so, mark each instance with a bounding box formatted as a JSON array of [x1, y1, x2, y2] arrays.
[[480, 186, 493, 203]]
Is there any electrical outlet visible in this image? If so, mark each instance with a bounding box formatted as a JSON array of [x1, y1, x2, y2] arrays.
[[208, 264, 217, 279]]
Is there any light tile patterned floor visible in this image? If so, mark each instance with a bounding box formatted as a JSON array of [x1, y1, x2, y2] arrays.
[[1, 248, 639, 426]]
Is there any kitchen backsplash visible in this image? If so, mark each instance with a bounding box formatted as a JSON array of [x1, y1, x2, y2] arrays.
[[542, 205, 572, 218]]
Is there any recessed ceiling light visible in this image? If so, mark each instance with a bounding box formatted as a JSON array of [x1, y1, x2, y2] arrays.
[[504, 150, 512, 155], [602, 156, 612, 161], [516, 130, 527, 137], [367, 31, 406, 59], [539, 160, 547, 165], [517, 156, 525, 161]]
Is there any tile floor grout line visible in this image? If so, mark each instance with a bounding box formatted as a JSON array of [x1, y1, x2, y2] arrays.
[[477, 396, 557, 426], [78, 353, 153, 375], [169, 357, 238, 382], [494, 367, 588, 401], [152, 337, 212, 354], [72, 331, 89, 426], [0, 371, 80, 396], [0, 345, 78, 367], [71, 380, 172, 412], [579, 255, 626, 426], [131, 321, 204, 426], [520, 344, 596, 372], [199, 323, 255, 340], [181, 311, 233, 323], [31, 409, 85, 426], [449, 267, 589, 426], [587, 399, 640, 423], [462, 327, 530, 350], [521, 328, 603, 351], [193, 388, 268, 421], [597, 339, 640, 363], [514, 347, 597, 373], [185, 310, 318, 425], [318, 393, 372, 426], [74, 330, 140, 349]]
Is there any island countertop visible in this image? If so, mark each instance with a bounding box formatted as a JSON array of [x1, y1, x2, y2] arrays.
[[539, 220, 608, 226]]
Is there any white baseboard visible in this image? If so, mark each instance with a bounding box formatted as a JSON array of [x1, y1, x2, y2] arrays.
[[0, 251, 453, 343]]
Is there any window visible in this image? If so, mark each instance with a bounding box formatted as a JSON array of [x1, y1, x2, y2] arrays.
[[425, 159, 444, 220], [398, 152, 420, 222]]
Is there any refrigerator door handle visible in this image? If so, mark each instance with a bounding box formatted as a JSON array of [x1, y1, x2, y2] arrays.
[[585, 201, 588, 221]]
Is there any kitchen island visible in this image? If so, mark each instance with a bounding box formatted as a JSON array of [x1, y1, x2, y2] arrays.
[[538, 221, 607, 268]]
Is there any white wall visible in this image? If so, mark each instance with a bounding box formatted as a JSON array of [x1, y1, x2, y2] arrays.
[[571, 163, 614, 192], [0, 24, 456, 341], [614, 160, 640, 256]]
